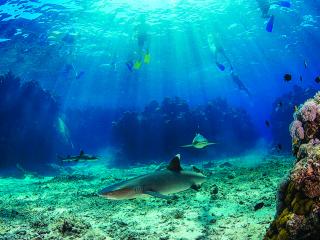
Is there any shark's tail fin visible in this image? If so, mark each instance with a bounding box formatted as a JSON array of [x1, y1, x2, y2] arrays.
[[180, 144, 193, 148]]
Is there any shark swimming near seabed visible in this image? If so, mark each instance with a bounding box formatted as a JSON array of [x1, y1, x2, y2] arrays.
[[58, 150, 98, 162], [181, 133, 217, 149], [99, 154, 207, 200]]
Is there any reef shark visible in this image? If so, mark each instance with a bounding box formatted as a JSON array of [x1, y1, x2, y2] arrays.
[[58, 150, 98, 162], [181, 133, 216, 149], [99, 154, 206, 200]]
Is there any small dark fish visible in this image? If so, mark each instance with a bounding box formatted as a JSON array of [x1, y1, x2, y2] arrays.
[[315, 76, 320, 83], [284, 73, 292, 82], [299, 75, 303, 81], [277, 1, 291, 8], [266, 15, 274, 33], [275, 101, 283, 112], [277, 144, 282, 151], [265, 120, 270, 127], [254, 202, 264, 211]]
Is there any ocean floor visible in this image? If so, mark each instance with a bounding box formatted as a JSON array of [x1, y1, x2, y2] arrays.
[[0, 153, 294, 240]]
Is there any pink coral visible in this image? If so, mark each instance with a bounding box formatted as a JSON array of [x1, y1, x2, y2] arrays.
[[299, 100, 318, 122], [289, 120, 304, 140]]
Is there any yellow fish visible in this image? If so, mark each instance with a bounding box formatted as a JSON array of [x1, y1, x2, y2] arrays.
[[133, 60, 142, 70], [294, 105, 299, 113], [144, 53, 151, 64]]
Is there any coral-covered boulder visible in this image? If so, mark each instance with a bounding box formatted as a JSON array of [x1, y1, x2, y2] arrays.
[[270, 86, 317, 152], [265, 92, 320, 240]]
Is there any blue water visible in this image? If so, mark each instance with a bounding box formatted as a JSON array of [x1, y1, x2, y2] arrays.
[[0, 0, 319, 169]]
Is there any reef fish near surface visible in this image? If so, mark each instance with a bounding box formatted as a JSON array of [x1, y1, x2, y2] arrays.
[[99, 154, 207, 200]]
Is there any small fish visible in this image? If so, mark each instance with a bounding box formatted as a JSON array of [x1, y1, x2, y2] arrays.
[[299, 75, 303, 81], [277, 1, 291, 8], [315, 76, 320, 83], [266, 15, 274, 33], [275, 101, 283, 112], [304, 60, 307, 69], [265, 120, 270, 127], [294, 105, 299, 112], [277, 144, 282, 151], [283, 73, 292, 82]]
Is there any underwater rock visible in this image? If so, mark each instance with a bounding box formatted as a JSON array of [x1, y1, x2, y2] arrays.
[[0, 72, 64, 170], [210, 184, 219, 195], [57, 218, 90, 237], [220, 162, 233, 168], [265, 91, 320, 240]]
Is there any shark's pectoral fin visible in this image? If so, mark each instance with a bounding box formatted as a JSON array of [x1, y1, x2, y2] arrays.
[[190, 184, 201, 191], [144, 191, 172, 200], [207, 142, 217, 146], [180, 144, 193, 148]]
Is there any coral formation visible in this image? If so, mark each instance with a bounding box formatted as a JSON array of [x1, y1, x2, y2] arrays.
[[289, 120, 304, 141], [265, 92, 320, 240], [112, 97, 258, 165], [270, 86, 317, 152]]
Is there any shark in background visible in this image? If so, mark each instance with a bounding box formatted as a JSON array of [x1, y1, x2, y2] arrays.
[[58, 150, 98, 162], [181, 133, 216, 149], [99, 154, 207, 200]]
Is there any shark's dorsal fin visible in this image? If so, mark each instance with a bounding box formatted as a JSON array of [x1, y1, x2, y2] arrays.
[[167, 154, 182, 172]]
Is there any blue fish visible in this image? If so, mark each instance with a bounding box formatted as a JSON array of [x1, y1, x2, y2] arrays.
[[266, 15, 274, 32], [277, 1, 291, 8], [215, 62, 225, 71]]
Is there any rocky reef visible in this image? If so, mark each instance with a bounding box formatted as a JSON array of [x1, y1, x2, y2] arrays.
[[270, 86, 317, 152], [0, 72, 62, 170], [112, 97, 258, 165], [264, 92, 320, 240]]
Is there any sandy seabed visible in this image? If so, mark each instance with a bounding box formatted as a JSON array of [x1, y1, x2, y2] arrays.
[[0, 153, 293, 240]]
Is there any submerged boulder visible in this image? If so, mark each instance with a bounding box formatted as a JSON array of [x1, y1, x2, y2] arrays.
[[264, 91, 320, 240]]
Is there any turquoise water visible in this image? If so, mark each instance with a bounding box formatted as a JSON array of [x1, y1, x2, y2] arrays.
[[0, 1, 319, 238], [0, 0, 319, 168]]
